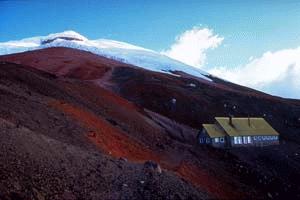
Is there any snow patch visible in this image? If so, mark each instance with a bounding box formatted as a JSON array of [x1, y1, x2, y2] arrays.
[[188, 83, 196, 87], [0, 31, 211, 81]]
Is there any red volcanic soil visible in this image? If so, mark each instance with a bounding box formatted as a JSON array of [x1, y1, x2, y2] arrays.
[[49, 99, 159, 163], [110, 67, 300, 138], [59, 80, 170, 150], [175, 162, 241, 199], [0, 61, 209, 199], [49, 100, 241, 199], [0, 47, 134, 80], [109, 66, 300, 199], [1, 47, 300, 199]]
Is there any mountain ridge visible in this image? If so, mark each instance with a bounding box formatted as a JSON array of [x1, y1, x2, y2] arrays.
[[0, 31, 210, 81]]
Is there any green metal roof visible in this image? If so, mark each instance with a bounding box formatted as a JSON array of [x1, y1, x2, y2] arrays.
[[215, 117, 279, 137], [203, 124, 227, 138]]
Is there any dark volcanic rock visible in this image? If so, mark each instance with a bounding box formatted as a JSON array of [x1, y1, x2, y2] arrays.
[[1, 47, 300, 199], [0, 62, 208, 200], [41, 37, 83, 45], [143, 160, 162, 174]]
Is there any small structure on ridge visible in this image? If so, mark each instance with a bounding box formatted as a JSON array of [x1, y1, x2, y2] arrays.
[[198, 117, 279, 148]]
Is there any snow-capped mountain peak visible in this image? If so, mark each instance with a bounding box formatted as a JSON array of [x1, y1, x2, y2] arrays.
[[44, 30, 87, 41], [40, 30, 88, 45], [0, 31, 211, 81]]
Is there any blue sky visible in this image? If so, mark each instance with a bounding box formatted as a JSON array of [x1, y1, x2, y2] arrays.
[[1, 0, 300, 98], [1, 1, 299, 67]]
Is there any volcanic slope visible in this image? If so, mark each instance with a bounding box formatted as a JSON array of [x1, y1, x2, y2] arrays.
[[0, 61, 212, 200], [1, 47, 300, 199]]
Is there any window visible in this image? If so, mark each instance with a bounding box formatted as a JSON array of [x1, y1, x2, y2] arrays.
[[238, 137, 242, 144], [215, 138, 219, 143], [243, 136, 247, 144], [206, 138, 210, 143], [220, 137, 225, 143], [234, 137, 238, 144], [247, 136, 252, 143]]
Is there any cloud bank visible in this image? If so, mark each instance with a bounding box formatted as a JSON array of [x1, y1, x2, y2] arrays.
[[209, 47, 300, 99], [161, 27, 224, 68], [162, 26, 300, 99]]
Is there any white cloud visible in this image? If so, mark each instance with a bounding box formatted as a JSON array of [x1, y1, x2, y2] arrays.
[[209, 47, 300, 99], [161, 27, 224, 68]]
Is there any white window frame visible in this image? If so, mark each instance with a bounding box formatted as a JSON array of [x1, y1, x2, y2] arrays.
[[238, 137, 242, 144], [215, 137, 219, 143], [234, 137, 238, 144], [247, 136, 252, 143], [243, 136, 247, 144]]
